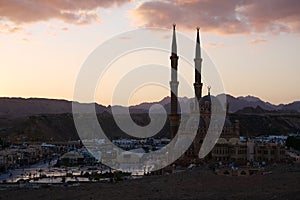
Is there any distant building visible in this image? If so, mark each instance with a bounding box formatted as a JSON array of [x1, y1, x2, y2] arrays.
[[60, 151, 84, 166]]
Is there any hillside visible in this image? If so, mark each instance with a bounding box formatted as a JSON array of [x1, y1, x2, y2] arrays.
[[1, 96, 300, 142], [231, 109, 300, 136], [0, 113, 169, 142], [1, 110, 300, 142]]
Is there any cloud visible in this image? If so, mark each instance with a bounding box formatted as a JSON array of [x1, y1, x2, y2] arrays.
[[21, 38, 30, 43], [61, 27, 69, 31], [0, 0, 131, 32], [204, 43, 226, 48], [118, 36, 132, 40], [248, 39, 267, 45], [0, 21, 22, 33], [131, 0, 300, 35]]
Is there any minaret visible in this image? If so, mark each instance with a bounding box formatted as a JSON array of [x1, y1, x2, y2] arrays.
[[193, 27, 203, 105], [191, 28, 204, 162], [169, 24, 180, 139]]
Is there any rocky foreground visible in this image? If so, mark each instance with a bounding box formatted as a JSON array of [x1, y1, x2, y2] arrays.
[[0, 164, 299, 200]]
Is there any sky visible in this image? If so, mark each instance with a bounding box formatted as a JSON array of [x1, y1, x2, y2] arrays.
[[0, 0, 300, 106]]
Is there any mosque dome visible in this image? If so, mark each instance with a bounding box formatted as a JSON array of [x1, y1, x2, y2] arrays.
[[199, 95, 225, 111]]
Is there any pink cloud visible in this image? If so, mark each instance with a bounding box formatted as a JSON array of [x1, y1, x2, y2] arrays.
[[0, 0, 131, 32], [61, 27, 69, 31], [204, 43, 226, 48], [131, 0, 300, 35]]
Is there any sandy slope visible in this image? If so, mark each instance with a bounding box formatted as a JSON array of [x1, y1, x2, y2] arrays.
[[0, 164, 299, 200]]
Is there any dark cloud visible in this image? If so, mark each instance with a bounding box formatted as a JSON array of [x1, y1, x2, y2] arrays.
[[0, 0, 131, 32], [132, 0, 300, 34]]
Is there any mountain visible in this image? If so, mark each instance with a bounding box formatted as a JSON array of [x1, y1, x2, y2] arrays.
[[2, 107, 300, 142], [280, 101, 300, 112], [0, 97, 108, 119], [130, 96, 192, 114], [2, 95, 300, 118], [231, 108, 300, 136], [216, 94, 278, 113], [0, 113, 169, 142], [132, 94, 300, 113], [2, 114, 79, 142], [1, 95, 300, 142]]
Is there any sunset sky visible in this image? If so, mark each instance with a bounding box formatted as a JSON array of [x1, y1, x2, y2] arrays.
[[0, 0, 300, 106]]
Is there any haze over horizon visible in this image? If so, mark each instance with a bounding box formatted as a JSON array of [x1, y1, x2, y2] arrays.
[[1, 0, 299, 105]]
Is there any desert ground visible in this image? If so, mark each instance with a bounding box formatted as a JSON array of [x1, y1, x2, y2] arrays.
[[0, 164, 299, 200]]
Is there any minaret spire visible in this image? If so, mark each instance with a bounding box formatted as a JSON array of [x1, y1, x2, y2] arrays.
[[195, 27, 201, 58], [172, 24, 177, 55], [193, 27, 203, 107], [169, 24, 180, 139]]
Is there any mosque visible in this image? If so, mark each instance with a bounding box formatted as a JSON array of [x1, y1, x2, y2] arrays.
[[168, 24, 241, 166], [168, 25, 284, 166]]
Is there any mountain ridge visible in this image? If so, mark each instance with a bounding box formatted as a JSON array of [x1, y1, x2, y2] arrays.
[[1, 95, 300, 141], [1, 94, 300, 119]]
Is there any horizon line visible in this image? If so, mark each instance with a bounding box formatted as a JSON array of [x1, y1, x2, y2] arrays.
[[0, 94, 298, 107]]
